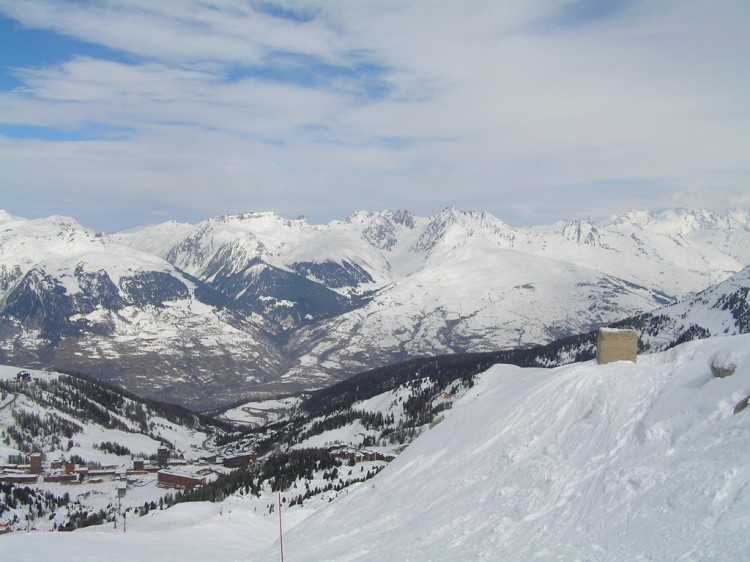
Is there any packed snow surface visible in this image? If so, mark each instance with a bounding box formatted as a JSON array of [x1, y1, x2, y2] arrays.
[[271, 334, 750, 561], [3, 335, 750, 560]]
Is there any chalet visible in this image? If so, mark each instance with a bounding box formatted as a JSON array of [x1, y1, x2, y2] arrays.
[[15, 370, 31, 382]]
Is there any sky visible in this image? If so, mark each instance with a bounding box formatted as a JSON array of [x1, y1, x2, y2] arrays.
[[0, 0, 748, 232]]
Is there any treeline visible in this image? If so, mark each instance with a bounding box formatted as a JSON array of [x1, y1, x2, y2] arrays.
[[292, 410, 394, 445], [3, 409, 83, 453], [0, 376, 131, 433], [55, 369, 204, 429], [95, 441, 132, 456], [402, 379, 453, 428], [299, 343, 567, 418], [261, 448, 341, 492], [718, 286, 749, 333], [163, 449, 342, 510], [287, 465, 384, 507], [165, 468, 260, 507], [0, 482, 71, 529], [0, 370, 225, 456], [301, 354, 492, 418]]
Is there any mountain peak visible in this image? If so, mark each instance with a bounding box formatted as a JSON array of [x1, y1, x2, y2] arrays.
[[559, 218, 600, 246], [360, 210, 417, 250], [411, 207, 515, 254]]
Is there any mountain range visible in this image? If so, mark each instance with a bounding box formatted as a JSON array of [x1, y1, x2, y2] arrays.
[[1, 208, 748, 409]]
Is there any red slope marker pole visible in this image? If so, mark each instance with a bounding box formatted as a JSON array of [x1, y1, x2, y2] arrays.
[[278, 492, 285, 562]]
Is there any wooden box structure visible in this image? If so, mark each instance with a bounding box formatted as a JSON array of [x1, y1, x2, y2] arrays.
[[596, 328, 637, 364]]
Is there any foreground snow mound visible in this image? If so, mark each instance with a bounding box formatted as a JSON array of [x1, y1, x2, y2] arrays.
[[1, 500, 276, 562], [272, 335, 750, 561]]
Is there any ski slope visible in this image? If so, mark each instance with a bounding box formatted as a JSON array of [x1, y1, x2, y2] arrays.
[[3, 335, 749, 560], [273, 334, 750, 561]]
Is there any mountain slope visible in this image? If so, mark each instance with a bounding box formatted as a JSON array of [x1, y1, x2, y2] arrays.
[[0, 212, 284, 409], [0, 365, 218, 532], [271, 334, 750, 561], [531, 265, 750, 368]]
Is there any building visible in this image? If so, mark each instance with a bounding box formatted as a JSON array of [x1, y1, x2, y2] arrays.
[[157, 447, 170, 467], [596, 328, 638, 364], [30, 452, 43, 474], [157, 471, 205, 490], [355, 451, 395, 463], [0, 474, 39, 484], [223, 453, 256, 469], [44, 473, 77, 483]]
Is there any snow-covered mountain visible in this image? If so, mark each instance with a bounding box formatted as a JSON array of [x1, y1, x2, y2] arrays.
[[118, 207, 750, 387], [0, 211, 283, 409], [532, 265, 750, 368], [2, 208, 748, 408], [3, 334, 748, 560], [635, 265, 750, 350]]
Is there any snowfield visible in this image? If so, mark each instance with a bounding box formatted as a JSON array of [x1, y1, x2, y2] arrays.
[[3, 334, 750, 560]]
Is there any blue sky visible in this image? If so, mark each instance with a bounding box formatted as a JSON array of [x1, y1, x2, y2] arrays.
[[0, 0, 748, 232]]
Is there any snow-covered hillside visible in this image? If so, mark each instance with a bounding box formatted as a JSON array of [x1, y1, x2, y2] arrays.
[[2, 334, 748, 561], [0, 365, 216, 532], [274, 334, 750, 561], [636, 265, 750, 351]]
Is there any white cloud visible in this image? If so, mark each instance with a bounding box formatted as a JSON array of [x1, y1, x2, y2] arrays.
[[0, 0, 747, 230]]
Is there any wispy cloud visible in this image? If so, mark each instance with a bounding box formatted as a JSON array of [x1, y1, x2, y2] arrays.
[[0, 0, 748, 230]]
